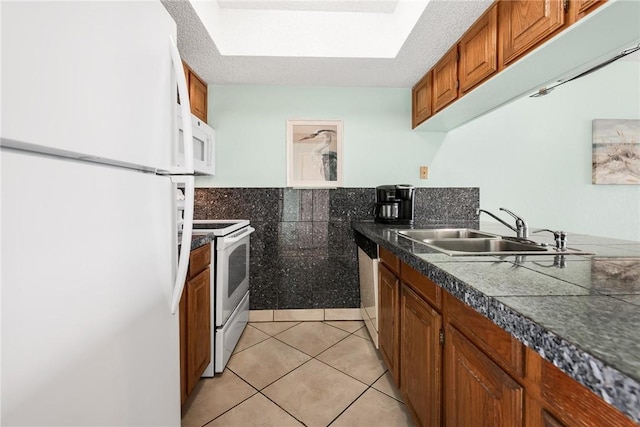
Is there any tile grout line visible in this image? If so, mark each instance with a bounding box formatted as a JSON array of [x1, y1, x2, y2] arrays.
[[230, 357, 317, 426], [201, 369, 261, 427], [325, 368, 404, 426], [216, 321, 389, 427], [326, 383, 377, 426], [231, 322, 303, 356]]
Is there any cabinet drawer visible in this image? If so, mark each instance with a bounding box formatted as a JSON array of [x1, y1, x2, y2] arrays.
[[400, 262, 441, 311], [444, 292, 524, 378], [188, 243, 211, 279], [379, 246, 400, 276]]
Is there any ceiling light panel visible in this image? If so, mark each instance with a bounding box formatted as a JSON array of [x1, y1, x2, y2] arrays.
[[191, 0, 428, 58], [217, 0, 399, 14]]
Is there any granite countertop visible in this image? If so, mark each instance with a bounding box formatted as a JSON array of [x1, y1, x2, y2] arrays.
[[352, 220, 640, 423], [177, 233, 213, 253]]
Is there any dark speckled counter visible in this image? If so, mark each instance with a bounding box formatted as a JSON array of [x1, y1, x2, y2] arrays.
[[352, 220, 640, 423], [177, 233, 213, 253]]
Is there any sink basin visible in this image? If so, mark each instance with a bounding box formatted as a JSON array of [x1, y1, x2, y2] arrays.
[[397, 228, 500, 241], [423, 238, 549, 255], [397, 229, 594, 256]]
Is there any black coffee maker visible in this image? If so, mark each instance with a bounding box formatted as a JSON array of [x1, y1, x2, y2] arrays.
[[374, 184, 415, 225]]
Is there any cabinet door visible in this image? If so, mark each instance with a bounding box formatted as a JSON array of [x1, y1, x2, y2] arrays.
[[526, 396, 567, 427], [459, 5, 498, 93], [379, 263, 400, 386], [186, 267, 211, 393], [401, 284, 442, 427], [412, 71, 433, 128], [571, 0, 606, 22], [189, 72, 208, 123], [500, 0, 566, 66], [433, 46, 459, 113], [444, 324, 524, 427]]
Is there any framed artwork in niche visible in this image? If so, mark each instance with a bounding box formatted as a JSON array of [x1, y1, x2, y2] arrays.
[[286, 120, 343, 188], [592, 119, 640, 185]]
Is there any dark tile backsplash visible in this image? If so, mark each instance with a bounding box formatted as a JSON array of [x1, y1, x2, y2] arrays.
[[194, 187, 479, 310]]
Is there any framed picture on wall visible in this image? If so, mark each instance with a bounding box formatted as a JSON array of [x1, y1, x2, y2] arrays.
[[286, 120, 343, 188], [592, 119, 640, 185]]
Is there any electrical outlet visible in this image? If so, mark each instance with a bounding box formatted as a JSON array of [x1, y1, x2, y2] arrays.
[[420, 166, 429, 179]]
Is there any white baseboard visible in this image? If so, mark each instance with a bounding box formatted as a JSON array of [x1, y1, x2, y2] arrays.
[[249, 308, 362, 322]]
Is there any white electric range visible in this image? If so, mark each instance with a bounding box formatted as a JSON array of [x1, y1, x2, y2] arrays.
[[192, 219, 255, 374]]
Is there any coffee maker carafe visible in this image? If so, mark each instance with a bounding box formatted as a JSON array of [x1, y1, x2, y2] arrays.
[[374, 184, 415, 225]]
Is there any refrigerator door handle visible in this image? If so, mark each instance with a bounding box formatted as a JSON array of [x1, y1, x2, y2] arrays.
[[170, 175, 194, 314], [169, 34, 194, 175]]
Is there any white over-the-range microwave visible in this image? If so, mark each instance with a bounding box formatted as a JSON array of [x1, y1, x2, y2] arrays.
[[177, 106, 215, 175]]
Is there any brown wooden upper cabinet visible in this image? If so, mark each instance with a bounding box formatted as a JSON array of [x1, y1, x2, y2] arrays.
[[459, 4, 498, 94], [412, 71, 433, 128], [433, 46, 459, 113], [411, 0, 611, 129], [499, 0, 567, 67], [182, 62, 208, 123], [570, 0, 606, 22]]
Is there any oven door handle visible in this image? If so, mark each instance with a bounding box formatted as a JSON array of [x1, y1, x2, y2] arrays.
[[219, 226, 255, 247]]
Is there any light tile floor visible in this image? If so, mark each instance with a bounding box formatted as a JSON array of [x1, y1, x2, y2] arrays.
[[182, 321, 415, 427]]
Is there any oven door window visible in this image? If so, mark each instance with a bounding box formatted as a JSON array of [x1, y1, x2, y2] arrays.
[[228, 243, 247, 298]]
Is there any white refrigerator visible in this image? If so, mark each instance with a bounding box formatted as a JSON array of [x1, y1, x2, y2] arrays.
[[1, 2, 196, 426]]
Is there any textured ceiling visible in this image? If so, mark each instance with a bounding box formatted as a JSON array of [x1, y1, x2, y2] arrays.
[[216, 0, 399, 13], [161, 0, 493, 88]]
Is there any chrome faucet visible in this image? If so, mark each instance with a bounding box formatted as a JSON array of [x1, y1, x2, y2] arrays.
[[533, 228, 567, 250], [476, 207, 529, 239]]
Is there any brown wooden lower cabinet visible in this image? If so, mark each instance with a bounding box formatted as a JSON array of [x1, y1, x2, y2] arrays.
[[400, 284, 442, 427], [525, 347, 637, 427], [378, 262, 400, 386], [372, 251, 635, 427], [444, 323, 524, 427], [185, 267, 211, 393], [180, 244, 211, 405]]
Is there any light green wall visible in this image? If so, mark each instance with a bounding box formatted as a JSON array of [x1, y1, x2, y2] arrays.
[[197, 60, 640, 240], [428, 60, 640, 240], [197, 86, 441, 188]]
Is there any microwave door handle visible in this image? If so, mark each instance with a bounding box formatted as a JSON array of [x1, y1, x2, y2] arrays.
[[170, 175, 194, 314], [169, 35, 194, 175]]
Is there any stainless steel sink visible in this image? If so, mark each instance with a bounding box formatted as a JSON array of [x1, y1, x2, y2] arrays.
[[397, 229, 594, 256], [423, 238, 550, 255], [397, 228, 500, 241]]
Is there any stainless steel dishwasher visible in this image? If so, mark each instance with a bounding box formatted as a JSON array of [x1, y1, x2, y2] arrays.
[[355, 231, 379, 348]]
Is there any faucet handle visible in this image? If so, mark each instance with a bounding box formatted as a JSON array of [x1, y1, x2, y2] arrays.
[[499, 207, 528, 238], [499, 207, 526, 223], [533, 229, 567, 250]]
